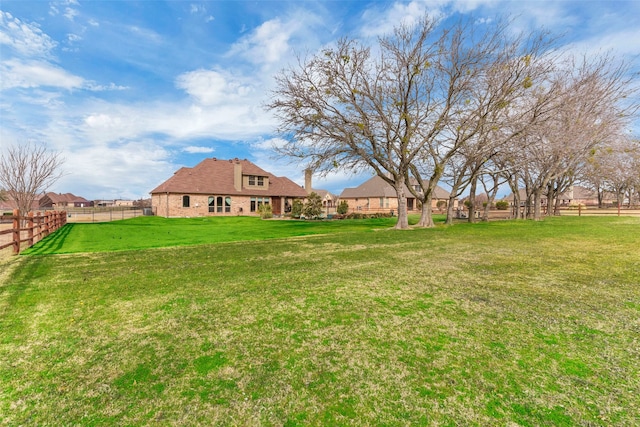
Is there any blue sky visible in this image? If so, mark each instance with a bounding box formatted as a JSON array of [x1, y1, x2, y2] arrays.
[[1, 0, 639, 200]]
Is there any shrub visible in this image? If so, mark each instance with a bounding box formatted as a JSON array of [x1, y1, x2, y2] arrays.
[[303, 192, 324, 219], [258, 203, 273, 219], [436, 200, 447, 211], [291, 199, 303, 218], [344, 212, 393, 220], [495, 200, 509, 210], [337, 200, 349, 215]]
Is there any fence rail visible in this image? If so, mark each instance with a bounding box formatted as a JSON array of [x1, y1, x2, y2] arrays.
[[64, 206, 149, 223], [0, 209, 67, 255], [558, 207, 640, 217]]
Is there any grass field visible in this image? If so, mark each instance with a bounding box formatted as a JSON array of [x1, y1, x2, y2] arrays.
[[1, 216, 639, 426], [21, 215, 409, 254]]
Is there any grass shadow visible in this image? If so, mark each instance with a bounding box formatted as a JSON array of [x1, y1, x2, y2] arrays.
[[22, 224, 75, 255]]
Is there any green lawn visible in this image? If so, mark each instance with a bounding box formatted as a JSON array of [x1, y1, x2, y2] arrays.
[[21, 215, 414, 254], [1, 216, 639, 426]]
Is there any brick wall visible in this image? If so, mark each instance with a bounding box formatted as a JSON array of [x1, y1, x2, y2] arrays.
[[152, 193, 267, 217]]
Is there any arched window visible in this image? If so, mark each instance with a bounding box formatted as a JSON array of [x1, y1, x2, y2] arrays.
[[182, 195, 190, 208], [208, 196, 214, 212], [216, 196, 223, 213]]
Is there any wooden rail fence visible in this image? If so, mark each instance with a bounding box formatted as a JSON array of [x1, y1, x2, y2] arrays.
[[0, 209, 67, 255]]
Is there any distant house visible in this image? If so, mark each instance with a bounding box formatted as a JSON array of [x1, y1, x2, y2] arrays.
[[302, 169, 338, 209], [504, 185, 615, 207], [150, 157, 308, 217], [0, 191, 42, 213], [39, 192, 92, 208], [95, 199, 135, 207], [339, 175, 453, 213]]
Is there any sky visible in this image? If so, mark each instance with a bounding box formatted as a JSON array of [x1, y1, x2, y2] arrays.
[[1, 0, 639, 200]]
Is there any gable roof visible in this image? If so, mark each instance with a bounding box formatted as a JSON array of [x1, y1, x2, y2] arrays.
[[340, 175, 450, 199], [150, 158, 308, 198], [0, 191, 43, 211], [41, 192, 90, 205]]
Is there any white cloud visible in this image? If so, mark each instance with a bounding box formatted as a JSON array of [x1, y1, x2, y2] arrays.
[[360, 1, 433, 37], [0, 59, 84, 90], [85, 113, 122, 128], [567, 28, 640, 58], [56, 140, 174, 199], [67, 33, 82, 43], [183, 146, 215, 154], [175, 69, 254, 106], [229, 18, 293, 65], [63, 6, 79, 22], [358, 0, 501, 37], [251, 136, 289, 151], [0, 11, 57, 58], [85, 82, 129, 91]]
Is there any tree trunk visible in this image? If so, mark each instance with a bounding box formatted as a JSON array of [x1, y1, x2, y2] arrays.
[[533, 188, 543, 221], [417, 197, 435, 227], [393, 177, 410, 229], [445, 181, 461, 225], [445, 195, 457, 225], [467, 177, 477, 223]]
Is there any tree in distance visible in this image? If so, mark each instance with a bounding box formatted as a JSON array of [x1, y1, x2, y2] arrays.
[[0, 142, 65, 217]]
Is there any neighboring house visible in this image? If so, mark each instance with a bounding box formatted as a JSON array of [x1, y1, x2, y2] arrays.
[[0, 191, 43, 213], [313, 189, 339, 209], [339, 175, 453, 213], [39, 192, 92, 208], [95, 199, 135, 207], [504, 185, 615, 207], [302, 169, 338, 210], [150, 157, 308, 217]]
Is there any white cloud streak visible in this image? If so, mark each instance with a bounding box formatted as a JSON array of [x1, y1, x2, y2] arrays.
[[0, 11, 57, 57]]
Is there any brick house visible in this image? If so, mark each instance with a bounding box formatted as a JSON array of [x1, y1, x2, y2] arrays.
[[39, 192, 92, 208], [339, 175, 453, 213], [150, 158, 308, 217]]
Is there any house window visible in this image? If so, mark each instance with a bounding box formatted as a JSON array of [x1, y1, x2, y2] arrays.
[[380, 197, 384, 208], [250, 197, 270, 212], [248, 175, 265, 186], [183, 195, 190, 208], [208, 196, 232, 213]]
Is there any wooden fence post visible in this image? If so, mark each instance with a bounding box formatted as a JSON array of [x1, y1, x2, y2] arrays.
[[36, 211, 42, 239], [27, 211, 34, 247], [12, 209, 20, 255]]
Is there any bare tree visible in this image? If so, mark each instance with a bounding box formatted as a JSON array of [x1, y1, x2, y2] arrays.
[[514, 53, 637, 220], [268, 16, 450, 229], [0, 142, 65, 216], [582, 136, 640, 208], [409, 24, 559, 226]]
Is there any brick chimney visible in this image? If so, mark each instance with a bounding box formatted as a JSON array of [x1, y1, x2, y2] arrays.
[[233, 159, 242, 191], [305, 168, 313, 194]]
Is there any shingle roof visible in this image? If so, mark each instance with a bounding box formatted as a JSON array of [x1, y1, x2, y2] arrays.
[[150, 158, 308, 198], [340, 175, 450, 199], [42, 192, 90, 204]]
